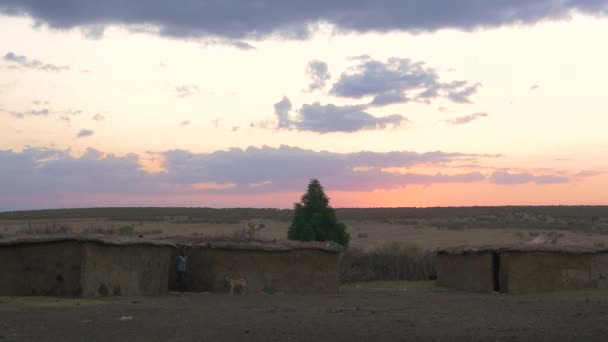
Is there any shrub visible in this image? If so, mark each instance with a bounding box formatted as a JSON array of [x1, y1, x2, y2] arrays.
[[117, 225, 136, 236], [232, 221, 265, 240], [339, 242, 436, 283]]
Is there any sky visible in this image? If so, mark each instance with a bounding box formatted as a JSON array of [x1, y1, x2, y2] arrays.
[[1, 1, 607, 210]]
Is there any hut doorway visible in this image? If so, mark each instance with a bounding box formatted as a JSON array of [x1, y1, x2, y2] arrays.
[[492, 252, 501, 292]]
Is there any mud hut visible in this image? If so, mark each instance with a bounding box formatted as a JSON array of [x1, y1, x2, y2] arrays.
[[169, 240, 343, 294], [435, 245, 608, 294], [0, 236, 175, 297]]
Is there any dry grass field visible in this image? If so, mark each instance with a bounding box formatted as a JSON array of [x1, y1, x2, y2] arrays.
[[2, 216, 608, 251]]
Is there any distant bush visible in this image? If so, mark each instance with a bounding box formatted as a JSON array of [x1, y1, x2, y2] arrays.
[[339, 242, 436, 283], [232, 221, 265, 240], [82, 224, 149, 236], [117, 225, 136, 236], [17, 222, 73, 235]]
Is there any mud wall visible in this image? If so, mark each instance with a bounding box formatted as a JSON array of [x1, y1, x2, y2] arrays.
[[0, 242, 84, 296], [436, 252, 494, 292], [500, 252, 601, 294], [170, 247, 341, 294], [590, 253, 608, 289], [81, 243, 173, 297]]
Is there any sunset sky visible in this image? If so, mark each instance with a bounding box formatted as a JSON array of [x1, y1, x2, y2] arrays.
[[1, 1, 607, 210]]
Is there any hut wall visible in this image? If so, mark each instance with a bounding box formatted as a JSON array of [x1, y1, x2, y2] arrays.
[[81, 243, 172, 297], [500, 252, 594, 294], [0, 242, 84, 296], [436, 252, 494, 292], [171, 247, 340, 294], [590, 253, 608, 289]]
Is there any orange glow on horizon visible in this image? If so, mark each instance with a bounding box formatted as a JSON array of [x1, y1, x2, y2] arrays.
[[328, 174, 608, 208]]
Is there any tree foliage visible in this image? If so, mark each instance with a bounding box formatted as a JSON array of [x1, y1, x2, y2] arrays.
[[287, 179, 350, 247]]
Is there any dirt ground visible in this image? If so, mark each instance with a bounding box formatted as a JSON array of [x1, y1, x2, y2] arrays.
[[2, 218, 608, 251], [1, 282, 608, 342]]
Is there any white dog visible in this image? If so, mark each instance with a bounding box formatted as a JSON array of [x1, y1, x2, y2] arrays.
[[225, 275, 247, 296]]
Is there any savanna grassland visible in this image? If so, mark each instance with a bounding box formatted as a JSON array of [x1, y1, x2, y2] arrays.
[[2, 206, 608, 250], [2, 207, 608, 341]]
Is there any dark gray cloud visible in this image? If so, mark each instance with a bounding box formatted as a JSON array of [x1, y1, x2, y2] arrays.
[[226, 41, 256, 51], [331, 57, 481, 106], [172, 85, 200, 98], [369, 91, 409, 107], [305, 60, 331, 92], [295, 102, 406, 133], [3, 52, 70, 72], [447, 112, 489, 125], [76, 129, 94, 138], [80, 24, 105, 39], [1, 1, 606, 40], [273, 96, 292, 129], [272, 97, 407, 133], [200, 39, 256, 50], [489, 170, 570, 185], [444, 80, 483, 104]]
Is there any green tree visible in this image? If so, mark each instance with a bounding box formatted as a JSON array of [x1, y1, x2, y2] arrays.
[[288, 179, 350, 247]]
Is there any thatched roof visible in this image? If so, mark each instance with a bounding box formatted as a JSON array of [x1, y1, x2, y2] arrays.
[[189, 240, 342, 253], [0, 235, 344, 253], [434, 244, 608, 256], [0, 235, 177, 248], [160, 236, 344, 253]]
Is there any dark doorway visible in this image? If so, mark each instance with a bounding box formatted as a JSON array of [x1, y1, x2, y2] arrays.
[[492, 252, 501, 292]]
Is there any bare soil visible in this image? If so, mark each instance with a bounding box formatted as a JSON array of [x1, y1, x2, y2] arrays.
[[2, 283, 608, 342]]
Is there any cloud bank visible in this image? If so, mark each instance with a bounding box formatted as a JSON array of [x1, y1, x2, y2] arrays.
[[0, 145, 582, 206], [1, 1, 606, 40], [489, 170, 570, 185]]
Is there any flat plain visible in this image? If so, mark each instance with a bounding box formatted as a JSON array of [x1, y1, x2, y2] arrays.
[[2, 207, 608, 341]]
